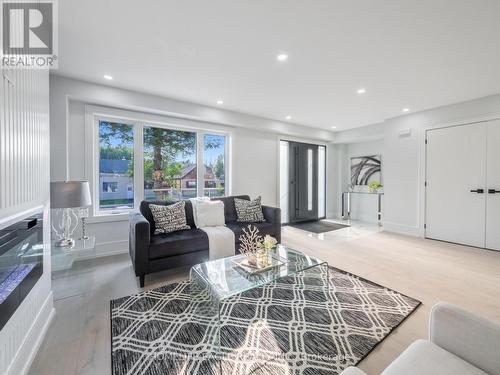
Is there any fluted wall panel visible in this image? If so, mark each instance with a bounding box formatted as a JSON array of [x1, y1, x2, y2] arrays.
[[0, 69, 49, 219], [0, 67, 51, 375]]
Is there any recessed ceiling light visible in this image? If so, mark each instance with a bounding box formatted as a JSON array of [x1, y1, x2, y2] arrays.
[[402, 108, 410, 113], [277, 54, 288, 62], [216, 100, 224, 105], [331, 126, 337, 129], [103, 75, 113, 80], [285, 115, 292, 120], [357, 88, 366, 94]]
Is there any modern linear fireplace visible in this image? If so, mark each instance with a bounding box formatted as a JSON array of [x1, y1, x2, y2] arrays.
[[0, 212, 44, 330]]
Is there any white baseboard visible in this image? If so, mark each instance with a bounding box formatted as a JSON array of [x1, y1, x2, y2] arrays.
[[76, 239, 128, 261], [328, 212, 379, 224], [382, 221, 422, 237], [6, 291, 55, 375]]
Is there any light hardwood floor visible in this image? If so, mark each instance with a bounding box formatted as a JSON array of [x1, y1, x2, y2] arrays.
[[28, 223, 500, 375]]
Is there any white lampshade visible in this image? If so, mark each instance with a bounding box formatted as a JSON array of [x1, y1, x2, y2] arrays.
[[50, 181, 92, 209]]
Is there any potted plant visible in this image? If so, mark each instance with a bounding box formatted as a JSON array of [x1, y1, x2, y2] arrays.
[[368, 181, 383, 193]]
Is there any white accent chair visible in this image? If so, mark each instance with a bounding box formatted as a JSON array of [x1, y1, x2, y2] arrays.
[[341, 302, 500, 375]]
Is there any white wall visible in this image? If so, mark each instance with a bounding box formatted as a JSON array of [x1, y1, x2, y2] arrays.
[[50, 75, 334, 181], [50, 75, 334, 257], [231, 128, 278, 202], [326, 143, 346, 219], [0, 69, 53, 375], [330, 92, 500, 236]]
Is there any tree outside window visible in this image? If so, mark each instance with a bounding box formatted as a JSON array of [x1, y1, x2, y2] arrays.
[[204, 134, 225, 197]]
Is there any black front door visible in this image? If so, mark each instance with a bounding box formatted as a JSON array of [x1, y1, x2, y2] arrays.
[[288, 142, 318, 222]]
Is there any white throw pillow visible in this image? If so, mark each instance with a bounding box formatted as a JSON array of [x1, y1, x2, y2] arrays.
[[196, 200, 225, 228], [190, 197, 210, 227]]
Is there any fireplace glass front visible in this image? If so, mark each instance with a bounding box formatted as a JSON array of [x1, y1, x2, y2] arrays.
[[0, 212, 44, 330]]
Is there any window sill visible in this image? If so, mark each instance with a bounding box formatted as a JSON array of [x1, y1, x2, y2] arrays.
[[88, 212, 131, 224]]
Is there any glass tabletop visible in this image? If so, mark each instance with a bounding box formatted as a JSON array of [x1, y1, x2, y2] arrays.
[[190, 245, 327, 300]]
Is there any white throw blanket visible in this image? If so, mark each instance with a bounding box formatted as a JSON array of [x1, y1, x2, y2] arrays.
[[190, 198, 235, 260], [199, 226, 235, 260]]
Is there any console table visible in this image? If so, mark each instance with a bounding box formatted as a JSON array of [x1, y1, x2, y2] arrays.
[[51, 236, 96, 272], [50, 236, 96, 301], [342, 191, 384, 225]]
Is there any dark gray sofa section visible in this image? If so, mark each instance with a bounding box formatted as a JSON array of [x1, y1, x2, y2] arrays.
[[129, 195, 281, 287]]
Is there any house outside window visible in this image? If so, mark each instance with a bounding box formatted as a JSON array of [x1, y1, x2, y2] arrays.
[[205, 180, 216, 188]]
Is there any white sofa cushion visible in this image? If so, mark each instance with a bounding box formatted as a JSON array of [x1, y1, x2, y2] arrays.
[[194, 200, 225, 228], [381, 340, 488, 375]]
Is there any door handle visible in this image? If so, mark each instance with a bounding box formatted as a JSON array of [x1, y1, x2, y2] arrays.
[[488, 189, 500, 194], [470, 189, 484, 194]]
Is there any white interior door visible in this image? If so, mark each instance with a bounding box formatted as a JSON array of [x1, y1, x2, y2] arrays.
[[426, 123, 487, 247], [486, 120, 500, 251]]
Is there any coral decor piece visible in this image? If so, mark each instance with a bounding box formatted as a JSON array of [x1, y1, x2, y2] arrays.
[[238, 225, 263, 265]]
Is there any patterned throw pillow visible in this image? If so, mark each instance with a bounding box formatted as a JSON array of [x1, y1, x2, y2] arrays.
[[149, 201, 191, 234], [234, 196, 265, 223]]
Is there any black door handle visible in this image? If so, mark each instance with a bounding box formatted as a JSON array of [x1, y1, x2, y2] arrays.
[[489, 189, 500, 194], [470, 189, 484, 194]]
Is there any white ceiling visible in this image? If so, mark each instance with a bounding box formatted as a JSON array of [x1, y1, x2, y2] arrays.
[[56, 0, 500, 131]]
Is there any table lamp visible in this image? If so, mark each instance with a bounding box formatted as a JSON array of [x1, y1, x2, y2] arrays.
[[50, 181, 92, 247]]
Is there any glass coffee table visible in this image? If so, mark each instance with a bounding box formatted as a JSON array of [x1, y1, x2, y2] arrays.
[[189, 245, 329, 356]]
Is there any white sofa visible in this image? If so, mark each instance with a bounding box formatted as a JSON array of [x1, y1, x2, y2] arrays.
[[341, 302, 500, 375]]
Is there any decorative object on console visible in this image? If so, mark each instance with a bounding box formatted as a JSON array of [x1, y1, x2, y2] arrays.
[[149, 201, 190, 234], [368, 181, 383, 193], [351, 155, 382, 186], [50, 181, 92, 247], [234, 196, 265, 222]]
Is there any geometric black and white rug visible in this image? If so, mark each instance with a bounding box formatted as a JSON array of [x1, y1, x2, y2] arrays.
[[111, 266, 420, 375]]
